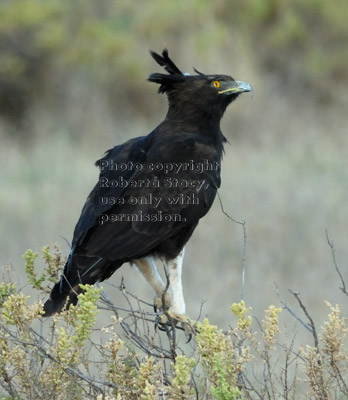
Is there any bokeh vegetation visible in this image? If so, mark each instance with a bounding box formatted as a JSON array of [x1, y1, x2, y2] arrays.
[[1, 0, 348, 124]]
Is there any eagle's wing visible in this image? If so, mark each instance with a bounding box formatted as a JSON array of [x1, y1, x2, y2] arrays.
[[71, 135, 150, 248], [75, 131, 221, 261]]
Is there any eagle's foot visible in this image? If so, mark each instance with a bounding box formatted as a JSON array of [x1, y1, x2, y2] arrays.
[[166, 310, 188, 323], [155, 311, 193, 341]]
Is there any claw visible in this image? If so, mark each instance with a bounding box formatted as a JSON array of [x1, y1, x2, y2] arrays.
[[154, 310, 194, 337], [154, 313, 172, 332], [168, 313, 194, 341], [154, 314, 161, 332], [158, 325, 168, 332], [185, 333, 192, 344]]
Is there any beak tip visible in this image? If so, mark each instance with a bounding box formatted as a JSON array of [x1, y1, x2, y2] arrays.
[[237, 81, 252, 93]]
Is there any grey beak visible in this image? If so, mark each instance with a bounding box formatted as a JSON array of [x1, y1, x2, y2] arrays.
[[235, 80, 252, 93], [218, 80, 253, 95]]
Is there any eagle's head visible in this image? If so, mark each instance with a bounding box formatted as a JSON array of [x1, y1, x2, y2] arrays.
[[148, 49, 252, 120]]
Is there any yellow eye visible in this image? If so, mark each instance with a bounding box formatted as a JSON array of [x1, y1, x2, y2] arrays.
[[213, 80, 220, 88]]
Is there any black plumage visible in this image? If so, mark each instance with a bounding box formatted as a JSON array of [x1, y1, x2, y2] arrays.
[[43, 49, 251, 316]]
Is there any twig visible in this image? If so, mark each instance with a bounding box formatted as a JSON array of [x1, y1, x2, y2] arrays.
[[238, 371, 264, 400], [216, 190, 247, 300], [274, 282, 313, 334], [326, 230, 347, 296], [0, 369, 20, 399], [99, 285, 182, 363], [0, 327, 120, 396], [120, 321, 172, 359], [289, 290, 319, 349]]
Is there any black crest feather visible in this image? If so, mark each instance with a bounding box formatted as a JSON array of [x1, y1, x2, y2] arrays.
[[148, 49, 186, 92], [150, 49, 183, 75], [193, 67, 205, 76]]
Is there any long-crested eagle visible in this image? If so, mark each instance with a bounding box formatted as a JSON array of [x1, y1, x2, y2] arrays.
[[43, 49, 251, 317]]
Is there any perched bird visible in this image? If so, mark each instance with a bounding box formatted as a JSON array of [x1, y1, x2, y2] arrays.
[[43, 49, 251, 318]]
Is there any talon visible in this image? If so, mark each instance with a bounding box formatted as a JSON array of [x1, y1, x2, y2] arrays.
[[153, 313, 170, 331], [158, 324, 167, 332], [154, 314, 161, 331], [185, 333, 192, 344], [153, 307, 194, 337]]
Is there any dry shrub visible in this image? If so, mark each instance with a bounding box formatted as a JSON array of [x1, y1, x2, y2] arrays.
[[0, 244, 347, 399]]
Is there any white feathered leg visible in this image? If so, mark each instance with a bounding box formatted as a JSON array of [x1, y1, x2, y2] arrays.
[[133, 256, 171, 309], [133, 256, 165, 298], [133, 248, 186, 316], [166, 248, 186, 316]]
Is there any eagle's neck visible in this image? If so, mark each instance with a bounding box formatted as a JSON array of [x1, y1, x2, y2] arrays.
[[165, 103, 224, 134]]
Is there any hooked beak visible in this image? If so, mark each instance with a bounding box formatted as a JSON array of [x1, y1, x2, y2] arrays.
[[218, 80, 252, 95]]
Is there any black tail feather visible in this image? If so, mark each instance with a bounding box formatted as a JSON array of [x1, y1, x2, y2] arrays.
[[42, 290, 78, 317], [42, 255, 123, 317], [42, 269, 83, 317]]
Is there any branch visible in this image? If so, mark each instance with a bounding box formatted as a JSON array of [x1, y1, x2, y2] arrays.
[[289, 290, 319, 349], [100, 284, 179, 361], [216, 190, 247, 301], [274, 282, 313, 334], [0, 326, 122, 396], [326, 230, 347, 297]]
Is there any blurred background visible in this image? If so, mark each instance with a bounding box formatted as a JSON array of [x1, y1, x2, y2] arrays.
[[1, 0, 348, 334]]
